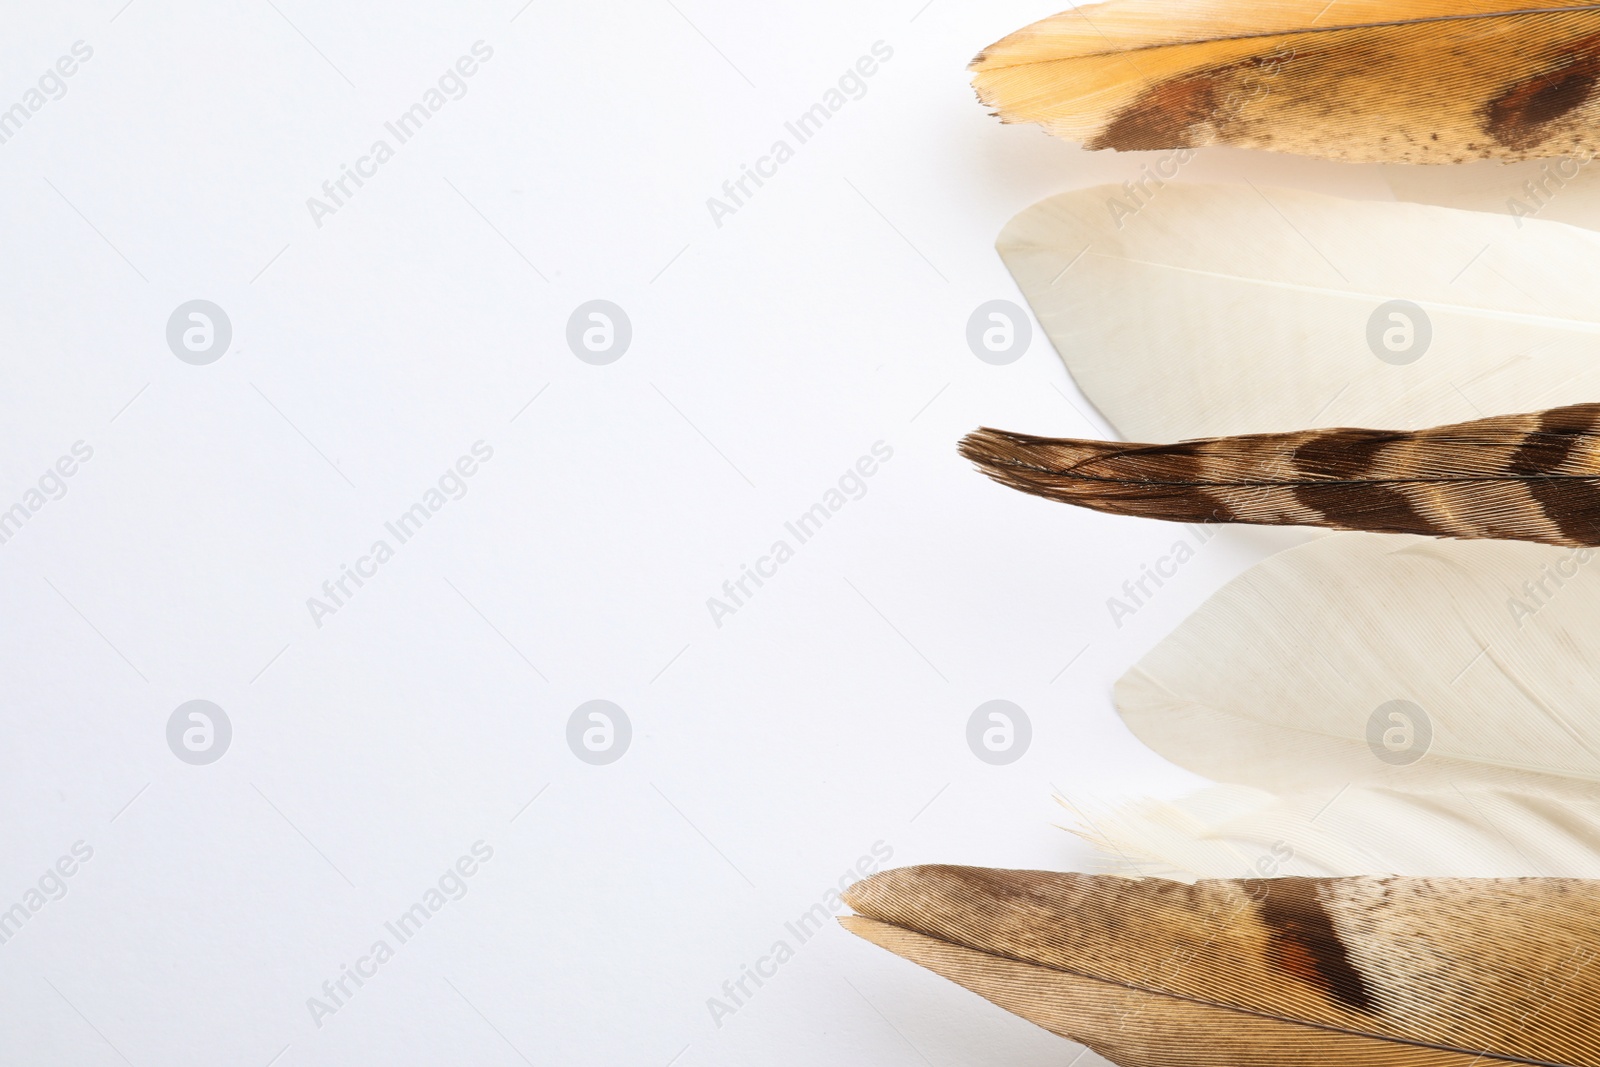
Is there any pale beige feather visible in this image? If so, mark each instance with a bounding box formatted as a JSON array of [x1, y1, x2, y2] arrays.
[[996, 183, 1600, 442]]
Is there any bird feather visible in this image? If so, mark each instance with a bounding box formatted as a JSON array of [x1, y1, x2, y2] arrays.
[[960, 405, 1600, 547], [994, 183, 1600, 442], [972, 0, 1600, 162], [844, 865, 1600, 1067], [842, 535, 1600, 1053], [1113, 533, 1600, 799]]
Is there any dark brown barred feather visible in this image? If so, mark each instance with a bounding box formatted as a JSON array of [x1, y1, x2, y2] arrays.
[[958, 403, 1600, 547]]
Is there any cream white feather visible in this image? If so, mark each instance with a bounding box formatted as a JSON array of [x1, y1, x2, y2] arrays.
[[1114, 533, 1600, 801], [997, 183, 1600, 440]]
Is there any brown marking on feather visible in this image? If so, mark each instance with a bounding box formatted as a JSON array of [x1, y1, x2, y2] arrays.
[[1522, 479, 1600, 545], [1293, 482, 1426, 534], [1508, 430, 1584, 477], [1091, 52, 1297, 152], [1486, 37, 1600, 151], [1540, 402, 1600, 428], [1290, 429, 1398, 479], [1249, 879, 1377, 1015], [1507, 408, 1600, 543], [1091, 70, 1222, 151], [1533, 402, 1600, 446]]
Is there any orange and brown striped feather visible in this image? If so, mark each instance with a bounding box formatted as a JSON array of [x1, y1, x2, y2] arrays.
[[959, 403, 1600, 547]]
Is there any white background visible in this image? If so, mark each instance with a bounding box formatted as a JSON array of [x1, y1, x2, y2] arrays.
[[0, 2, 1396, 1065]]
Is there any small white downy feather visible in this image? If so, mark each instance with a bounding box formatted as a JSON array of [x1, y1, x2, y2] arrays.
[[996, 183, 1600, 441]]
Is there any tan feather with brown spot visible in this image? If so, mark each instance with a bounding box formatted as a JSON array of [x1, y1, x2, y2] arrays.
[[844, 865, 1600, 1067], [971, 0, 1600, 162]]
